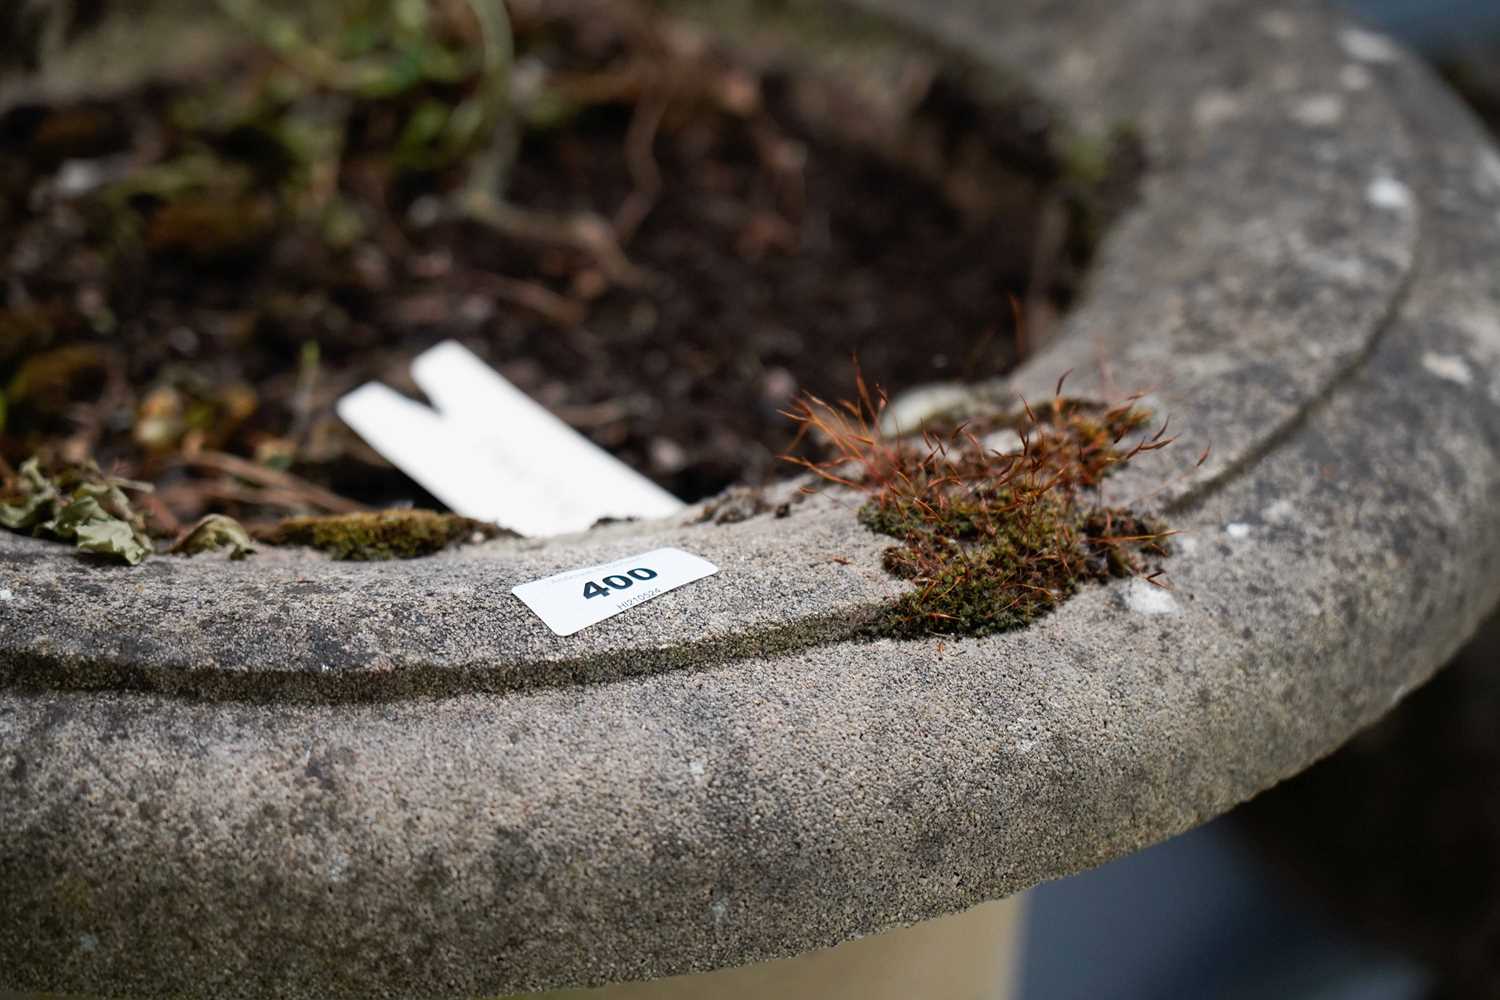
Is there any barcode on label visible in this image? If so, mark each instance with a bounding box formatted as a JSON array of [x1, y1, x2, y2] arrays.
[[511, 547, 718, 636]]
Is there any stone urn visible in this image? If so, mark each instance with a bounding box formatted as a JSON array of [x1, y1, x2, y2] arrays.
[[5, 0, 1500, 997]]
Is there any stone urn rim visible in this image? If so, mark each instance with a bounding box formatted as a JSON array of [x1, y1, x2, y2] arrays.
[[5, 0, 1500, 997]]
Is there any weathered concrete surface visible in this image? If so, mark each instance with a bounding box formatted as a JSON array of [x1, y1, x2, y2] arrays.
[[4, 0, 1500, 997]]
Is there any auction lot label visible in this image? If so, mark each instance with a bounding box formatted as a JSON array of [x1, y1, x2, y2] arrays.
[[511, 547, 718, 636]]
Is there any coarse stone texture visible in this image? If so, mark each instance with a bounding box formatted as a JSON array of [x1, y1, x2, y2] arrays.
[[4, 0, 1500, 997]]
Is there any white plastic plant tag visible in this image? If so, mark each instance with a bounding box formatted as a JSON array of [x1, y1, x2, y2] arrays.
[[511, 547, 718, 636], [336, 341, 684, 536]]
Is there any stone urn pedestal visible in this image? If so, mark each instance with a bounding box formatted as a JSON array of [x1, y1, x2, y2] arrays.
[[6, 0, 1500, 997]]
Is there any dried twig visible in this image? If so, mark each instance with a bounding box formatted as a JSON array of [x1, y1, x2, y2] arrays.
[[614, 92, 668, 242], [176, 452, 368, 514], [458, 193, 648, 288]]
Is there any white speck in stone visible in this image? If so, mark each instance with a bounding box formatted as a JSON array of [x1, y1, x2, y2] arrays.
[[1258, 11, 1296, 38], [1175, 535, 1200, 556], [0, 588, 12, 602], [1225, 522, 1252, 540], [688, 759, 706, 780], [1013, 738, 1038, 754], [878, 383, 970, 436], [326, 852, 350, 883], [1291, 94, 1344, 127], [1193, 91, 1242, 129], [1320, 257, 1368, 284], [709, 898, 729, 926], [1339, 64, 1373, 91], [1421, 352, 1474, 387], [1479, 151, 1500, 193], [1339, 27, 1399, 64], [1302, 338, 1330, 360], [1121, 578, 1180, 616], [1293, 240, 1369, 285], [982, 429, 1025, 454], [1366, 175, 1413, 212], [1263, 499, 1298, 525], [78, 933, 99, 953]]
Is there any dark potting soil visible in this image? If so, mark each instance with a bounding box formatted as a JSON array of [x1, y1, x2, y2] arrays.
[[0, 1, 1141, 534]]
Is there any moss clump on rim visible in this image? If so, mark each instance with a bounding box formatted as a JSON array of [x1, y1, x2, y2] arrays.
[[784, 373, 1182, 637], [861, 493, 1170, 637], [258, 509, 505, 560]]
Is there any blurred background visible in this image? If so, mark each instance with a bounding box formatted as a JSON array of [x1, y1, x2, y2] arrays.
[[1342, 0, 1500, 52]]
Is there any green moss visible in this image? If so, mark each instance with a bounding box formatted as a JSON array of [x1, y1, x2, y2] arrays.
[[861, 492, 1169, 638], [788, 386, 1174, 639], [258, 509, 505, 560]]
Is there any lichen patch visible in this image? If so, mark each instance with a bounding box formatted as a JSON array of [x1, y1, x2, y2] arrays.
[[1120, 577, 1180, 616], [1366, 175, 1414, 212], [1291, 94, 1345, 128], [1339, 27, 1399, 65], [1421, 352, 1475, 387]]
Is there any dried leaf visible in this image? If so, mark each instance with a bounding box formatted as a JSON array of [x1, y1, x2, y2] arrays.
[[44, 494, 152, 566], [0, 458, 59, 531], [170, 514, 256, 559], [1, 457, 153, 565]]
